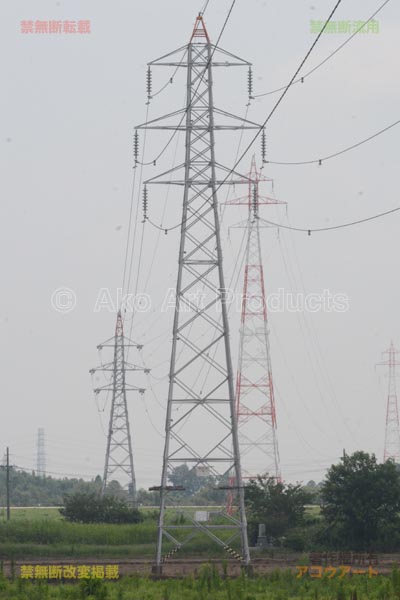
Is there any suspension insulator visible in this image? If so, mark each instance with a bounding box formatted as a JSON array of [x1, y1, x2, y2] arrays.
[[142, 185, 148, 223], [146, 66, 152, 100], [133, 131, 139, 164], [247, 67, 254, 100], [261, 128, 267, 163], [252, 184, 258, 216]]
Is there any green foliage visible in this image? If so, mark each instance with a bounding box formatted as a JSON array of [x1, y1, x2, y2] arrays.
[[79, 578, 108, 599], [321, 451, 400, 549], [392, 568, 400, 599], [0, 466, 102, 507], [0, 464, 228, 509], [167, 464, 226, 504], [245, 476, 312, 542], [169, 464, 206, 496], [302, 481, 322, 506], [60, 493, 143, 524]]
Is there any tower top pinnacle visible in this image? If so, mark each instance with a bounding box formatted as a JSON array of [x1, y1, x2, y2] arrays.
[[190, 14, 210, 43]]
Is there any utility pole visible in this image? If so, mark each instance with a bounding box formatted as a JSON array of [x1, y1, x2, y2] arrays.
[[6, 447, 10, 521], [225, 157, 284, 514], [90, 310, 147, 505], [137, 14, 261, 572], [377, 341, 400, 462]]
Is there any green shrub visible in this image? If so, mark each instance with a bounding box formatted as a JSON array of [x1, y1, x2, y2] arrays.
[[60, 493, 143, 525]]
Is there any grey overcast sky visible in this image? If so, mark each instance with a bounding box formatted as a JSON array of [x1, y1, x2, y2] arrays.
[[1, 0, 399, 490]]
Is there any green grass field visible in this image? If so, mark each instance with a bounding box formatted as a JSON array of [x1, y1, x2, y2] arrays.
[[0, 506, 226, 521], [0, 567, 398, 599], [0, 514, 239, 559], [0, 507, 62, 521], [0, 518, 158, 559], [0, 506, 245, 559]]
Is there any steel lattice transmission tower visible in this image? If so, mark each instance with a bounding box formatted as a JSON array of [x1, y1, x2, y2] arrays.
[[36, 428, 46, 478], [90, 311, 147, 504], [378, 341, 400, 462], [226, 158, 283, 514], [137, 15, 261, 571]]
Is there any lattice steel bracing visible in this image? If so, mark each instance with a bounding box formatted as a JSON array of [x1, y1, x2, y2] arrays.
[[36, 428, 46, 478], [90, 311, 146, 504], [378, 341, 400, 462], [137, 15, 261, 571], [225, 158, 283, 514]]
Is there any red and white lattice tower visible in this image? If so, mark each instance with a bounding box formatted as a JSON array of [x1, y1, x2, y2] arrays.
[[378, 341, 400, 462], [226, 157, 284, 512]]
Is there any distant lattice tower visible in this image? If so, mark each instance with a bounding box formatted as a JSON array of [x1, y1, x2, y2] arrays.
[[36, 428, 46, 477], [225, 158, 284, 514], [90, 311, 147, 505], [378, 341, 400, 462]]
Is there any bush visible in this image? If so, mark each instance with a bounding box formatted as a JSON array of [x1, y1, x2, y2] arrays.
[[60, 493, 143, 524]]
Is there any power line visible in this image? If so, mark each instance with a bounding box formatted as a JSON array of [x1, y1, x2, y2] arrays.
[[137, 0, 237, 171], [14, 464, 101, 480], [142, 0, 241, 234], [120, 103, 149, 307], [253, 0, 391, 98], [123, 102, 150, 324], [266, 118, 400, 166], [272, 239, 347, 446], [148, 0, 345, 236], [120, 155, 139, 301], [136, 2, 346, 396], [231, 0, 344, 173], [151, 52, 187, 99], [263, 206, 400, 235], [279, 216, 365, 448], [200, 0, 211, 16], [142, 129, 182, 294], [195, 0, 400, 238], [136, 102, 186, 168]]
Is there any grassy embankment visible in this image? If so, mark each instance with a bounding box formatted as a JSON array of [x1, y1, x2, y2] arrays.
[[0, 565, 398, 599]]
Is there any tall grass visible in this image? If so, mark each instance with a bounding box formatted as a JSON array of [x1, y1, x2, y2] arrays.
[[0, 568, 399, 600], [0, 542, 156, 558], [0, 519, 157, 546]]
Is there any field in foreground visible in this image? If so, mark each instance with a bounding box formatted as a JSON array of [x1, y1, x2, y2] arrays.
[[0, 568, 399, 600], [0, 510, 243, 559]]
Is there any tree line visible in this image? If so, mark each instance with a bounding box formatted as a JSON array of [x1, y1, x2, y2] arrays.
[[2, 451, 400, 551]]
